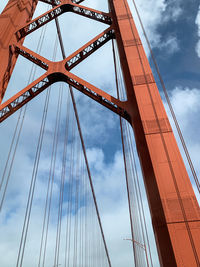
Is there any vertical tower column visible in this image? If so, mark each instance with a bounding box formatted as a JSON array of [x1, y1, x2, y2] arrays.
[[110, 0, 200, 266], [0, 0, 38, 103], [0, 0, 200, 265]]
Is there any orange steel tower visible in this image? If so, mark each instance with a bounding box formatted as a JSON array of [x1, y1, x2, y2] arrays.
[[0, 0, 200, 266]]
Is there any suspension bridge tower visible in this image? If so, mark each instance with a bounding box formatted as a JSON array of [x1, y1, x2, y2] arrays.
[[0, 0, 200, 266]]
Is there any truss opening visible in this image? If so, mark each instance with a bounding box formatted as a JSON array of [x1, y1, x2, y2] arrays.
[[70, 40, 123, 100], [1, 55, 46, 105]]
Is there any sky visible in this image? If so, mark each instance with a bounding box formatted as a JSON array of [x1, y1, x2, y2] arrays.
[[0, 0, 200, 266]]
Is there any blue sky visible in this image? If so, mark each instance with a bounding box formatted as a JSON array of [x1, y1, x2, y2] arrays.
[[153, 0, 200, 89], [0, 0, 200, 266]]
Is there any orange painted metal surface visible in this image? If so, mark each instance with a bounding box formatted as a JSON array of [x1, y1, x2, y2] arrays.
[[110, 0, 200, 266], [0, 0, 38, 103], [0, 0, 200, 266], [0, 0, 121, 122]]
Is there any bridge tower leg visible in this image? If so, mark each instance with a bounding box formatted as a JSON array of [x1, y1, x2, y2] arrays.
[[110, 1, 200, 266], [0, 0, 200, 266], [0, 0, 38, 103]]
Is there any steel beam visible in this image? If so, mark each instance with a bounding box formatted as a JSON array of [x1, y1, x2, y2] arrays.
[[39, 0, 85, 5], [110, 0, 200, 266], [16, 3, 111, 40], [65, 27, 115, 70], [0, 0, 38, 103], [0, 25, 127, 122], [0, 70, 128, 122], [13, 44, 49, 70], [39, 0, 61, 6], [0, 73, 51, 122], [0, 0, 200, 266]]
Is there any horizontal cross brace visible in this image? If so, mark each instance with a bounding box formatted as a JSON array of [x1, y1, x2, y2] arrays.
[[61, 73, 129, 120], [72, 0, 85, 4], [39, 0, 61, 6], [65, 27, 115, 70], [1, 5, 122, 123], [16, 4, 112, 40], [0, 72, 129, 123], [13, 44, 49, 70], [39, 0, 85, 5], [13, 27, 115, 74], [71, 5, 111, 24], [0, 74, 52, 122]]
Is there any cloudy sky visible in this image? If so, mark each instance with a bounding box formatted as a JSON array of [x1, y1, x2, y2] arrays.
[[0, 0, 200, 266]]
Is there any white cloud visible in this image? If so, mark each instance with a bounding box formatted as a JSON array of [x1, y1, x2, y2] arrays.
[[196, 40, 200, 58], [162, 0, 182, 22], [0, 0, 199, 267], [159, 35, 179, 54], [128, 0, 181, 55], [169, 87, 200, 117], [164, 86, 200, 177]]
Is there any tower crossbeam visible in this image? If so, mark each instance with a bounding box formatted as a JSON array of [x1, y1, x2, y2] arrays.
[[0, 0, 200, 266], [16, 3, 111, 40]]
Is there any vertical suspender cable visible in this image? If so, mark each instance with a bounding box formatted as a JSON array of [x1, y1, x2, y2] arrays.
[[15, 17, 51, 266], [42, 84, 63, 267], [16, 79, 51, 267], [0, 108, 24, 211], [63, 111, 75, 267], [53, 15, 112, 267], [111, 39, 137, 267], [126, 123, 153, 267], [54, 87, 70, 267], [123, 0, 200, 264], [38, 35, 59, 267], [0, 108, 22, 195], [112, 34, 154, 266], [131, 0, 200, 195], [0, 6, 49, 211]]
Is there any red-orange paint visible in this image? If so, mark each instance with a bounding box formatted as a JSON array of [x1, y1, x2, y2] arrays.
[[0, 0, 200, 266]]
